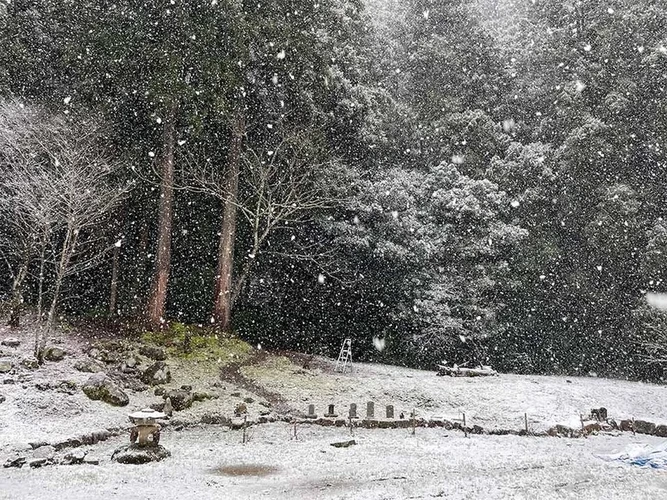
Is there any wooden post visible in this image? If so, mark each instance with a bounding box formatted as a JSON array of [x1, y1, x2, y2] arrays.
[[632, 417, 636, 436], [463, 413, 468, 438], [242, 415, 248, 444], [524, 413, 529, 435], [411, 409, 416, 435]]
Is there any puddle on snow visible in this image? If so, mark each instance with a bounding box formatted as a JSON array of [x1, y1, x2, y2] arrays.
[[212, 464, 280, 477]]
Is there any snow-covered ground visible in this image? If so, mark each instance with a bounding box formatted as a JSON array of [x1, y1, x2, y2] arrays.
[[2, 423, 667, 500], [243, 357, 667, 432]]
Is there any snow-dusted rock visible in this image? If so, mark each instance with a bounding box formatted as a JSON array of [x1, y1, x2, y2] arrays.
[[43, 347, 66, 362], [61, 449, 87, 465], [0, 360, 12, 373], [141, 361, 171, 386], [1, 337, 20, 348], [74, 358, 105, 373], [139, 345, 167, 361], [111, 444, 170, 464], [3, 456, 26, 468], [32, 445, 56, 460], [82, 373, 129, 406], [165, 388, 194, 411]]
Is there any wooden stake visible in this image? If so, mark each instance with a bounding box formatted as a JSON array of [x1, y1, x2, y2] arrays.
[[524, 413, 529, 435], [463, 413, 468, 438], [242, 415, 248, 444], [411, 409, 416, 436]]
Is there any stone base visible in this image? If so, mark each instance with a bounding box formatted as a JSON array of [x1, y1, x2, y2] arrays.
[[111, 444, 170, 464]]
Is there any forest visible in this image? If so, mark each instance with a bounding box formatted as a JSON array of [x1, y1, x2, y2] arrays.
[[1, 0, 667, 379]]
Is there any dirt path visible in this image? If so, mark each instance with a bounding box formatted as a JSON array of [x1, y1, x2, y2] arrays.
[[218, 350, 295, 415]]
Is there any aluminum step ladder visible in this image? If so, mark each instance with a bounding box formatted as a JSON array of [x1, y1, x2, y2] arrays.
[[335, 338, 352, 373]]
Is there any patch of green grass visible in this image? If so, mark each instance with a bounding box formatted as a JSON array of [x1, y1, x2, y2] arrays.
[[141, 323, 253, 365]]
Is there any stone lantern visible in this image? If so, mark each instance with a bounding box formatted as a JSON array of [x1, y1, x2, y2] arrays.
[[128, 408, 165, 446], [111, 408, 171, 464]]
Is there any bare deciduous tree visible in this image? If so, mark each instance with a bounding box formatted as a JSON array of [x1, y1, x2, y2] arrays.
[[0, 100, 129, 360]]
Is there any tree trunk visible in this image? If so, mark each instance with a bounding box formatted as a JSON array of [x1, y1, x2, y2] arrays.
[[7, 252, 29, 328], [37, 223, 77, 361], [109, 240, 120, 316], [146, 100, 178, 329], [212, 111, 245, 330]]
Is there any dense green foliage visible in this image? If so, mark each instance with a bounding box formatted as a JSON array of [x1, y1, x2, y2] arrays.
[[2, 0, 667, 378]]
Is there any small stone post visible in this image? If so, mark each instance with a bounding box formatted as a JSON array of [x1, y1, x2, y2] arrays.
[[349, 403, 358, 419], [386, 405, 394, 419], [366, 401, 375, 419], [325, 404, 337, 418]]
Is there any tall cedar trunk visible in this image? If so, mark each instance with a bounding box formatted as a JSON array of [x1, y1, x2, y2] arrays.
[[213, 112, 245, 329], [146, 101, 178, 329]]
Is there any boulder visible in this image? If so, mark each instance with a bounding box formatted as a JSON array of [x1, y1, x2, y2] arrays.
[[82, 373, 129, 406], [634, 420, 656, 435], [120, 356, 139, 373], [654, 424, 667, 437], [234, 402, 248, 416], [165, 388, 194, 411], [3, 456, 26, 468], [33, 445, 56, 460], [28, 458, 48, 468], [141, 361, 171, 386], [43, 347, 66, 362], [139, 345, 167, 361], [61, 449, 87, 465], [19, 358, 39, 370], [0, 361, 12, 373], [1, 338, 20, 348], [74, 359, 106, 373], [111, 444, 170, 464], [0, 393, 4, 404]]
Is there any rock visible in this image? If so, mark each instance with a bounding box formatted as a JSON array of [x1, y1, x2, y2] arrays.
[[121, 377, 149, 392], [234, 402, 248, 416], [154, 386, 166, 397], [330, 440, 356, 448], [120, 356, 139, 373], [28, 458, 49, 468], [634, 420, 656, 435], [33, 445, 56, 460], [163, 397, 173, 417], [165, 388, 194, 411], [0, 393, 4, 404], [243, 397, 255, 404], [139, 345, 167, 361], [74, 359, 106, 373], [193, 391, 217, 402], [82, 456, 100, 465], [43, 347, 66, 362], [111, 444, 170, 464], [654, 424, 667, 437], [62, 449, 87, 465], [259, 401, 272, 408], [230, 392, 241, 397], [3, 456, 26, 468], [82, 373, 129, 406], [19, 358, 39, 370], [1, 338, 20, 348], [0, 361, 13, 373], [3, 378, 14, 384], [141, 361, 171, 386]]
